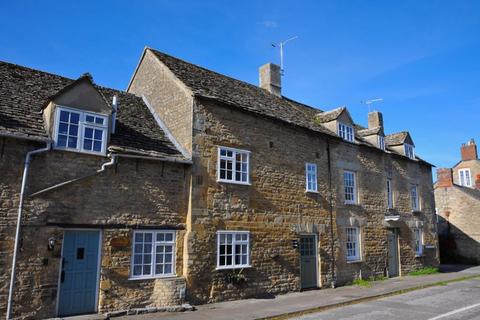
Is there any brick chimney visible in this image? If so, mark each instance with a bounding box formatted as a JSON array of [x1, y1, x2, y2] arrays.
[[259, 63, 281, 97], [461, 139, 477, 161], [368, 111, 384, 129], [437, 168, 453, 188]]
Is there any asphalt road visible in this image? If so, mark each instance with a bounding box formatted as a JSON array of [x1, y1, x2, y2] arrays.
[[295, 278, 480, 320]]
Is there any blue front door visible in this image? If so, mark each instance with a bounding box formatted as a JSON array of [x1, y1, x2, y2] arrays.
[[58, 230, 100, 316]]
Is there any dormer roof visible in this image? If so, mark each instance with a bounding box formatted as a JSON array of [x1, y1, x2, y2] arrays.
[[314, 106, 353, 124], [357, 126, 384, 137], [0, 60, 186, 161], [385, 131, 415, 147], [41, 73, 111, 112]]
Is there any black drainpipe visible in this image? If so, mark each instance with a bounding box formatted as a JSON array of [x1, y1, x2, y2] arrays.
[[326, 138, 336, 288]]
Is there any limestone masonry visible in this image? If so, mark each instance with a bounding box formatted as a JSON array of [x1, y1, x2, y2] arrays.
[[0, 48, 438, 319], [435, 139, 480, 264]]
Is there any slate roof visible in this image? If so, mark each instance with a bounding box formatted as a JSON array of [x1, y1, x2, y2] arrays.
[[385, 131, 412, 147], [357, 126, 384, 137], [149, 49, 335, 135], [148, 48, 430, 165], [0, 61, 185, 160], [314, 107, 346, 123]]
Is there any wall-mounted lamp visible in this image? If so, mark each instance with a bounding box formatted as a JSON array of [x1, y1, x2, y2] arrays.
[[48, 237, 56, 251]]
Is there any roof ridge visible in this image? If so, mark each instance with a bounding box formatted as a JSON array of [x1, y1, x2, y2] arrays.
[[148, 48, 322, 110]]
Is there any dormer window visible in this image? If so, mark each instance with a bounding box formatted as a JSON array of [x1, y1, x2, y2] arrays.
[[378, 136, 385, 150], [338, 123, 354, 142], [54, 106, 108, 155], [404, 143, 415, 159]]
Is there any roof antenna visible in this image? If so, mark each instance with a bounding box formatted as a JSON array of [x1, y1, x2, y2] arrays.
[[361, 98, 383, 112], [272, 36, 298, 75]]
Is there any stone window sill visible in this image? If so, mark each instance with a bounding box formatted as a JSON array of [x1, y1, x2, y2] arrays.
[[128, 274, 178, 281], [216, 265, 252, 271], [347, 259, 362, 264], [217, 179, 252, 186]]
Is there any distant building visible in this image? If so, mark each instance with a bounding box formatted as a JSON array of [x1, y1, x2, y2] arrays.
[[435, 139, 480, 264]]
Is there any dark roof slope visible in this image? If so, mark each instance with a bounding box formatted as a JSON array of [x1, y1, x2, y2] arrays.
[[0, 61, 184, 159], [149, 48, 430, 166], [385, 131, 411, 146], [150, 48, 333, 135], [314, 107, 346, 123]]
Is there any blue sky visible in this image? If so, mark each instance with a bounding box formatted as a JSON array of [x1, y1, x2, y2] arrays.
[[1, 1, 479, 174]]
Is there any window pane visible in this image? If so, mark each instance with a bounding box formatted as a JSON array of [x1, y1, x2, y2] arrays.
[[143, 265, 151, 275], [68, 137, 77, 148], [133, 265, 142, 276], [134, 244, 142, 253], [84, 127, 93, 139], [135, 233, 143, 242], [59, 123, 68, 134], [144, 254, 151, 264], [94, 129, 102, 140], [60, 110, 69, 122], [164, 264, 172, 274], [70, 112, 80, 124], [57, 135, 67, 147], [134, 254, 142, 264], [84, 139, 93, 150], [144, 244, 152, 253], [157, 233, 165, 242], [86, 115, 95, 123], [144, 233, 152, 242]]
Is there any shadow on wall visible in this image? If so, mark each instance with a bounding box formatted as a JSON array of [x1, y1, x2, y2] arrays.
[[438, 215, 480, 265]]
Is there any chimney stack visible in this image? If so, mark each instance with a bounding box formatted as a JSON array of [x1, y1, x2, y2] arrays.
[[437, 168, 453, 188], [460, 139, 477, 161], [368, 111, 384, 129], [259, 63, 281, 97]]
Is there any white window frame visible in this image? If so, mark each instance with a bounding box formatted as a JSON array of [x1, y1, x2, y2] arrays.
[[54, 106, 108, 156], [346, 227, 361, 262], [458, 168, 472, 187], [410, 184, 420, 211], [404, 143, 415, 159], [387, 178, 393, 209], [305, 163, 318, 192], [130, 230, 176, 280], [344, 170, 357, 204], [217, 146, 250, 185], [216, 231, 251, 270], [413, 228, 423, 256], [338, 122, 355, 142], [378, 135, 385, 150]]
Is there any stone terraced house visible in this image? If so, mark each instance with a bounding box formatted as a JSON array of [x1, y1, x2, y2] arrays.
[[1, 48, 439, 319], [435, 139, 480, 264]]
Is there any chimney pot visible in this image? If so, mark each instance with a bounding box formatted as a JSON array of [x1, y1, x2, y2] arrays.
[[368, 111, 383, 129], [437, 168, 453, 188], [460, 139, 477, 161], [259, 63, 281, 97]]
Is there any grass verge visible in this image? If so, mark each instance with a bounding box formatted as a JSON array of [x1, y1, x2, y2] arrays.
[[408, 267, 439, 276]]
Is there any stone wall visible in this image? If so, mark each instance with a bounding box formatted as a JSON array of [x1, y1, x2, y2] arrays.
[[128, 50, 193, 156], [182, 98, 438, 302], [0, 137, 189, 319], [435, 184, 480, 263]]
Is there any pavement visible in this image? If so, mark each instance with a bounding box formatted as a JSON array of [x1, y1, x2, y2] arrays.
[[295, 277, 480, 320], [111, 264, 480, 320]]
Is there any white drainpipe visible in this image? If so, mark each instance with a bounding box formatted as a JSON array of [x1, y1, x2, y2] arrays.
[[6, 142, 51, 320]]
